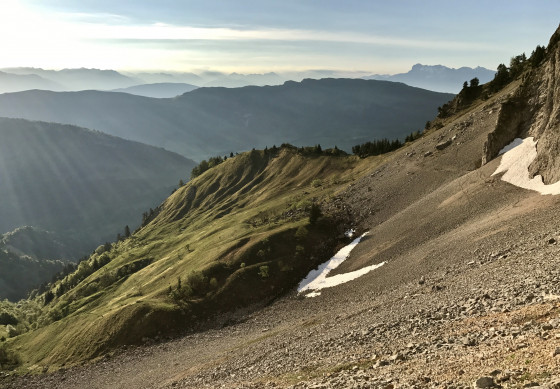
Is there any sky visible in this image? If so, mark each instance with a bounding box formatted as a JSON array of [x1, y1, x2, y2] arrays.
[[0, 0, 559, 74]]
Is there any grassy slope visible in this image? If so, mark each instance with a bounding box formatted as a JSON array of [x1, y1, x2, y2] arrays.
[[7, 148, 378, 370]]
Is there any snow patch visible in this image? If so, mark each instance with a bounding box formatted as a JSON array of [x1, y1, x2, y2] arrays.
[[493, 137, 560, 195], [298, 232, 386, 298]]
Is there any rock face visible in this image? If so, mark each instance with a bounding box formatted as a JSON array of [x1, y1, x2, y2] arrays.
[[526, 26, 560, 183], [482, 24, 560, 181], [481, 98, 530, 165]]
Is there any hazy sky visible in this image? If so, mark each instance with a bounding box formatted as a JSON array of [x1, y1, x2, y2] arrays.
[[1, 0, 559, 74]]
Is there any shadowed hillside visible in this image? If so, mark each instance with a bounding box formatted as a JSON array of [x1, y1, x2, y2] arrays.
[[0, 118, 195, 271], [0, 79, 453, 161]]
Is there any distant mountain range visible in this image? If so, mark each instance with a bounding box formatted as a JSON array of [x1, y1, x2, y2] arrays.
[[1, 67, 140, 91], [0, 118, 195, 255], [0, 65, 495, 94], [201, 72, 287, 88], [0, 71, 63, 93], [111, 83, 199, 98], [364, 64, 496, 93], [0, 68, 292, 94], [0, 79, 454, 161]]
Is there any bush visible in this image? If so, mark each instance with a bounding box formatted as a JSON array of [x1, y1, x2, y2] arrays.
[[309, 203, 322, 225], [169, 277, 193, 302], [187, 271, 208, 294], [405, 131, 423, 143], [0, 343, 20, 368], [191, 156, 225, 178], [6, 324, 18, 338], [530, 45, 546, 67], [258, 266, 270, 279], [311, 178, 323, 188], [0, 312, 18, 325]]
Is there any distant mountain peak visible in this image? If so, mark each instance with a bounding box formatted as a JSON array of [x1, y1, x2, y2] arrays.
[[365, 63, 495, 93]]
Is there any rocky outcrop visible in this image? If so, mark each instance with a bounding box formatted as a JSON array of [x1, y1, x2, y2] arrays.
[[526, 25, 560, 183], [481, 97, 529, 164], [482, 24, 560, 174]]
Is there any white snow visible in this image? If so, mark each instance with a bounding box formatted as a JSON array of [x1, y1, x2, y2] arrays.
[[298, 232, 386, 298], [492, 137, 560, 195]]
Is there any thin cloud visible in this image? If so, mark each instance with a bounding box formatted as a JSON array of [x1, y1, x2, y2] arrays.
[[59, 12, 131, 25], [68, 20, 497, 52]]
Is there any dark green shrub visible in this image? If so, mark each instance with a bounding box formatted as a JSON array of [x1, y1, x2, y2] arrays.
[[0, 311, 18, 325], [187, 271, 208, 295], [258, 265, 270, 279], [309, 203, 322, 225]]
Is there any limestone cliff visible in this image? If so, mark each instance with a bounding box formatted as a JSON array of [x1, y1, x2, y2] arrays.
[[526, 25, 560, 183], [482, 24, 560, 182]]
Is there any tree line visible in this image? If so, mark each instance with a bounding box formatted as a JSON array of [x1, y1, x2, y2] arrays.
[[351, 130, 422, 159], [437, 44, 548, 119]]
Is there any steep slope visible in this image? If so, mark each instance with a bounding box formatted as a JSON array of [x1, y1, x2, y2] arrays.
[[0, 118, 195, 262], [0, 79, 453, 161], [1, 146, 371, 368]]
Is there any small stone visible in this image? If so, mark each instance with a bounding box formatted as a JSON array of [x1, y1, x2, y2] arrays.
[[436, 139, 452, 150], [424, 151, 433, 157], [552, 347, 560, 357], [462, 337, 476, 346], [474, 376, 495, 388], [548, 237, 556, 244]]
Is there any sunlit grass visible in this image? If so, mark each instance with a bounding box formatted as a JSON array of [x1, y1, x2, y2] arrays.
[[6, 147, 379, 369]]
